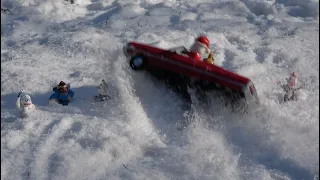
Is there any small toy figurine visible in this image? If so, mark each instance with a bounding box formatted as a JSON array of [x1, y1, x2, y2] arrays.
[[16, 89, 36, 118], [277, 72, 304, 102], [94, 79, 110, 102], [188, 36, 214, 64], [49, 81, 74, 106]]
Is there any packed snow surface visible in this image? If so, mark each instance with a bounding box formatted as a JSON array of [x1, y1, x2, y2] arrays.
[[1, 0, 319, 179]]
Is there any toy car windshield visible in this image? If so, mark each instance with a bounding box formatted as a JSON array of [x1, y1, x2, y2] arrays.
[[168, 46, 188, 55]]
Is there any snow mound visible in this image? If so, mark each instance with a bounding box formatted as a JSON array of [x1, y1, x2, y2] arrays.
[[118, 4, 146, 18]]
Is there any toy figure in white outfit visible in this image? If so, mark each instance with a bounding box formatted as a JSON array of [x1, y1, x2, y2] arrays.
[[16, 90, 36, 118]]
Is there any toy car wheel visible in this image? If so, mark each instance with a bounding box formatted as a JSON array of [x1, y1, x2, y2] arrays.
[[130, 55, 146, 70]]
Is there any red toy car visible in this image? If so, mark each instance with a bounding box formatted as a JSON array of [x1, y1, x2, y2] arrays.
[[123, 42, 259, 109]]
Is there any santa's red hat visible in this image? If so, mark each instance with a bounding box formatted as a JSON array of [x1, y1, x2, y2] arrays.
[[196, 36, 210, 48]]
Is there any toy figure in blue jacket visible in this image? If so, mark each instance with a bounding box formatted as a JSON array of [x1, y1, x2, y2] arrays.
[[49, 81, 74, 106]]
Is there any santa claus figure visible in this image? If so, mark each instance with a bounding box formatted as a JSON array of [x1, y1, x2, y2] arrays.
[[189, 36, 214, 64]]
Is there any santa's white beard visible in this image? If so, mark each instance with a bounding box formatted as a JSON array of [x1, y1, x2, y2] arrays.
[[190, 42, 209, 58]]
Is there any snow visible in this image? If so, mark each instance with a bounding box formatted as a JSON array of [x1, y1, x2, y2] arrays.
[[1, 0, 319, 180]]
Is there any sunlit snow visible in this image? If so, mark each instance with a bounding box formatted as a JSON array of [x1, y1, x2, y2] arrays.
[[1, 0, 319, 179]]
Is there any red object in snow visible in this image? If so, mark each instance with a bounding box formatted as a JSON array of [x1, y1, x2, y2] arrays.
[[186, 51, 201, 62], [196, 36, 210, 48], [123, 41, 259, 105]]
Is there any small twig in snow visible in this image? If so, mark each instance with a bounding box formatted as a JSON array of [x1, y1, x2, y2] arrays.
[[1, 8, 11, 13]]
